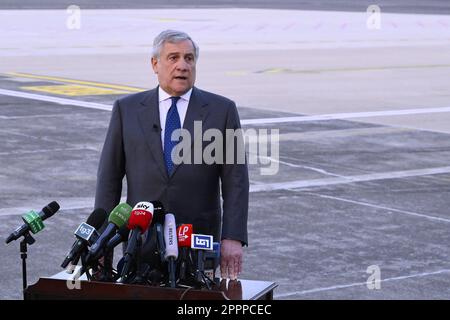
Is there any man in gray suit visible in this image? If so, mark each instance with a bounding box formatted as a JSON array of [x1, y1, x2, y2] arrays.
[[94, 30, 249, 280]]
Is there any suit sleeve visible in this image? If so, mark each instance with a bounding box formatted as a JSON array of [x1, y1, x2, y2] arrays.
[[94, 100, 125, 216], [220, 101, 249, 246]]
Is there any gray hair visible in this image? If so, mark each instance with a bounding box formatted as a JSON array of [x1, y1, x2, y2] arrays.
[[152, 30, 199, 60]]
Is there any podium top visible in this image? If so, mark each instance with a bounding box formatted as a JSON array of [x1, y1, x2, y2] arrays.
[[24, 269, 277, 300]]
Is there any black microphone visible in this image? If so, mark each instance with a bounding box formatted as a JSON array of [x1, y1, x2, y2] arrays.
[[104, 224, 130, 252], [149, 201, 166, 249], [153, 124, 160, 132], [86, 203, 132, 263], [5, 201, 60, 244], [150, 200, 165, 225], [156, 222, 166, 264], [60, 208, 108, 269]]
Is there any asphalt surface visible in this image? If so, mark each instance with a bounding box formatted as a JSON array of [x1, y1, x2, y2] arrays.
[[2, 74, 450, 299], [1, 2, 450, 300]]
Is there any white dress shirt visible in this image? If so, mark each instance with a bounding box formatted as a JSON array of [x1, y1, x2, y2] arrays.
[[158, 86, 192, 149]]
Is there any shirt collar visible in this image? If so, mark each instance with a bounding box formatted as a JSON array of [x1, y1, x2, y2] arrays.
[[158, 86, 193, 103]]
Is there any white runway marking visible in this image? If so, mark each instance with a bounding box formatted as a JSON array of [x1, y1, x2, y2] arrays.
[[274, 269, 450, 298], [250, 166, 450, 192], [256, 155, 345, 178], [270, 127, 412, 141], [2, 88, 450, 124], [307, 192, 450, 223], [241, 107, 450, 125]]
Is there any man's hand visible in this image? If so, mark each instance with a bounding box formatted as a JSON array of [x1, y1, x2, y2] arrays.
[[219, 279, 243, 300], [220, 239, 243, 280]]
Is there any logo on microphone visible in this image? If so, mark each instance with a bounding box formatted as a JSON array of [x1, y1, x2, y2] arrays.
[[178, 225, 189, 238], [177, 224, 192, 247], [134, 202, 153, 211], [191, 234, 213, 250], [22, 210, 45, 234], [168, 227, 174, 246], [132, 210, 148, 216], [74, 223, 95, 240]]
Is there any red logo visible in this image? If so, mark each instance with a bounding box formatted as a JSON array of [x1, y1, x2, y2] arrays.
[[177, 224, 192, 246]]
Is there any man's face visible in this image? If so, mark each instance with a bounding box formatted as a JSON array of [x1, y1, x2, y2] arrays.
[[151, 40, 197, 96]]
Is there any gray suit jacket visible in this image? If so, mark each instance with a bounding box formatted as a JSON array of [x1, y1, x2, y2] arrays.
[[94, 86, 249, 245]]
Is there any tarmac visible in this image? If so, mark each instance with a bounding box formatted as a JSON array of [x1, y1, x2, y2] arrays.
[[1, 1, 450, 299]]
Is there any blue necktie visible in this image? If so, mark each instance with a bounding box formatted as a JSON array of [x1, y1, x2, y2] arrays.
[[164, 96, 181, 175]]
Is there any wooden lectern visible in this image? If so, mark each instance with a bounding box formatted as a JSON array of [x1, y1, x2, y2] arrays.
[[23, 270, 277, 300]]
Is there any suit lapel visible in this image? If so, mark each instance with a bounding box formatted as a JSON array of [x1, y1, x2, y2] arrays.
[[171, 87, 209, 177], [138, 87, 169, 181]]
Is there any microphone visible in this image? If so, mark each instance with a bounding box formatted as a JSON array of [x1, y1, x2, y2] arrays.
[[6, 201, 60, 244], [191, 233, 214, 287], [60, 208, 108, 269], [153, 124, 160, 132], [149, 201, 166, 265], [127, 202, 153, 233], [177, 224, 193, 248], [151, 200, 164, 214], [87, 203, 132, 262], [204, 242, 221, 285], [120, 201, 154, 282], [104, 224, 130, 252], [177, 224, 193, 282], [150, 200, 165, 227], [155, 221, 165, 264], [163, 213, 178, 287]]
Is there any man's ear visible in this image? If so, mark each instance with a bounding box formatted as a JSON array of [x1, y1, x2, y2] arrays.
[[151, 57, 158, 74]]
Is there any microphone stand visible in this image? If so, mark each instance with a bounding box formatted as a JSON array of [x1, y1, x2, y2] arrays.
[[100, 249, 114, 282], [195, 250, 205, 284], [121, 236, 142, 284], [20, 232, 35, 298], [79, 251, 92, 281], [167, 257, 176, 288]]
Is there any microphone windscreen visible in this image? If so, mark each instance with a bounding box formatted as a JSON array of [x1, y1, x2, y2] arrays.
[[108, 203, 132, 227], [164, 213, 178, 259], [41, 201, 60, 219], [128, 202, 154, 233], [86, 208, 108, 229], [177, 224, 193, 248], [150, 201, 166, 226]]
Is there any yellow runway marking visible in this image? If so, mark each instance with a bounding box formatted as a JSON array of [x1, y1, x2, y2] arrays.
[[21, 84, 129, 96], [7, 72, 144, 92]]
